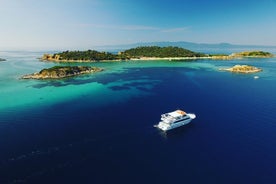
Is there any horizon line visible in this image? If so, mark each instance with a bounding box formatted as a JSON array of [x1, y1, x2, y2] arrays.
[[1, 41, 276, 52]]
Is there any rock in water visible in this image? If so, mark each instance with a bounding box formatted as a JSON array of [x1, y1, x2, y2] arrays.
[[219, 65, 262, 73]]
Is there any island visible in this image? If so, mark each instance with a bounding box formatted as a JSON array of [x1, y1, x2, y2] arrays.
[[211, 50, 274, 60], [22, 66, 103, 79], [230, 51, 274, 58], [219, 65, 262, 73], [40, 46, 274, 62], [40, 46, 207, 62], [0, 58, 6, 61], [120, 46, 206, 59], [41, 50, 129, 62]]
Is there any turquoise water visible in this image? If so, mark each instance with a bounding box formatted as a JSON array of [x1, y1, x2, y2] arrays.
[[0, 52, 217, 112], [0, 51, 276, 183]]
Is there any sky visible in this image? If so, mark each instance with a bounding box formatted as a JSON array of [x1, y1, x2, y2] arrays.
[[0, 0, 276, 50]]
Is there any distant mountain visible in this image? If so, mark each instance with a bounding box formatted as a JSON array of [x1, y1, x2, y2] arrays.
[[95, 41, 276, 54]]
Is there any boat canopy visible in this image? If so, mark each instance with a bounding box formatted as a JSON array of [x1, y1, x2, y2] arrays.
[[168, 110, 186, 118]]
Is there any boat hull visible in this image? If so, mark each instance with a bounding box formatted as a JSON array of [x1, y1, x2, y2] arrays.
[[156, 119, 192, 131], [155, 113, 196, 131]]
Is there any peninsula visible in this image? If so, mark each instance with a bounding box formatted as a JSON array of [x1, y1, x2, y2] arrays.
[[40, 46, 274, 62], [22, 66, 103, 79], [220, 65, 262, 73]]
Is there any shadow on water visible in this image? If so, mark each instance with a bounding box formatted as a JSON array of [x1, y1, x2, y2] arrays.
[[30, 75, 103, 88], [30, 67, 196, 89], [156, 123, 195, 140]]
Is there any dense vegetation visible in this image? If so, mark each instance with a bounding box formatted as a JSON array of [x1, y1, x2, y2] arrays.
[[234, 51, 273, 57], [44, 46, 206, 61], [120, 46, 206, 58], [52, 50, 128, 61], [22, 66, 103, 79], [43, 47, 273, 62], [39, 66, 93, 74]]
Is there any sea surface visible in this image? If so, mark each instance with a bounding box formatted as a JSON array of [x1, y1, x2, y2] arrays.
[[0, 50, 276, 184]]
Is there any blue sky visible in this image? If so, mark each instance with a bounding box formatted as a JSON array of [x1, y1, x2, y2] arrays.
[[0, 0, 276, 50]]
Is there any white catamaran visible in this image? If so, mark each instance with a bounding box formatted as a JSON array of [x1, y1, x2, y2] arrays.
[[154, 109, 196, 131]]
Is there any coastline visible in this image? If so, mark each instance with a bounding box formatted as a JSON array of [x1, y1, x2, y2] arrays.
[[129, 56, 212, 61], [40, 55, 274, 62], [40, 48, 274, 63], [40, 57, 211, 62]]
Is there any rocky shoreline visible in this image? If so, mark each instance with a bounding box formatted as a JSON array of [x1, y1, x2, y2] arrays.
[[219, 65, 262, 73], [22, 66, 103, 79], [0, 58, 6, 61]]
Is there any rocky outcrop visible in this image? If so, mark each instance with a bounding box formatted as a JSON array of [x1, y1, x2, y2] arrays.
[[219, 65, 262, 73], [0, 58, 6, 61], [22, 66, 103, 79], [40, 54, 60, 61]]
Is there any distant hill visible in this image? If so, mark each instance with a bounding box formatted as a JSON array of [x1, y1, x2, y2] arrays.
[[95, 41, 276, 54]]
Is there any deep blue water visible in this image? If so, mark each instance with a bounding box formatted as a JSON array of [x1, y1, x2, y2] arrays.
[[0, 52, 276, 184]]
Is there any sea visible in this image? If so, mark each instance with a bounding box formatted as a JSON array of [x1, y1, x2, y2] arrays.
[[0, 49, 276, 184]]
